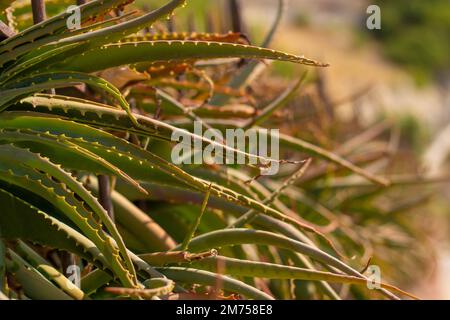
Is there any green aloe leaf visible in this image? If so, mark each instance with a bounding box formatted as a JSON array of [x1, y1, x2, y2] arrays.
[[14, 241, 85, 300], [48, 40, 327, 74], [0, 144, 136, 287], [0, 0, 133, 66], [0, 187, 110, 270], [0, 128, 144, 193], [5, 250, 72, 300], [189, 256, 417, 300], [156, 267, 274, 300]]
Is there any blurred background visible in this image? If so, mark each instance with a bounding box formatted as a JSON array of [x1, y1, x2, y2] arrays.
[[243, 0, 450, 299]]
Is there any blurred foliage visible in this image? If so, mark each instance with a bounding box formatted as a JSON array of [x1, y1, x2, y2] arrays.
[[293, 11, 311, 28], [369, 0, 450, 84], [396, 114, 429, 154]]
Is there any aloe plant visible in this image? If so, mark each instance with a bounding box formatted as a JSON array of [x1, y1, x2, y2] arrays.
[[0, 0, 439, 300]]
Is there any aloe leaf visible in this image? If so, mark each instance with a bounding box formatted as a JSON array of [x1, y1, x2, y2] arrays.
[[105, 278, 174, 299], [0, 128, 144, 193], [266, 129, 390, 186], [14, 241, 85, 300], [80, 250, 168, 296], [0, 170, 130, 280], [165, 116, 390, 186], [0, 42, 83, 84], [177, 228, 356, 276], [110, 153, 328, 244], [12, 95, 285, 166], [156, 266, 274, 300], [0, 72, 136, 128], [117, 224, 148, 252], [4, 11, 139, 72], [56, 0, 187, 49], [6, 250, 72, 300], [252, 214, 400, 300], [0, 187, 110, 270], [2, 0, 186, 67], [81, 269, 114, 296], [121, 31, 249, 44], [88, 179, 177, 252], [0, 111, 182, 186], [49, 40, 327, 74], [0, 0, 131, 66], [0, 145, 136, 287], [7, 102, 293, 194], [0, 187, 163, 291], [189, 256, 417, 299], [139, 250, 217, 266]]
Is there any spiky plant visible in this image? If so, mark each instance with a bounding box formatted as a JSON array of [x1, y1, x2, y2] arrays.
[[0, 0, 438, 300]]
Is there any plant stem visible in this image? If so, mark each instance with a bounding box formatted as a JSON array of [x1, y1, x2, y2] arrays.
[[316, 68, 334, 119], [98, 175, 115, 220], [228, 0, 245, 33], [166, 15, 175, 32], [31, 0, 46, 24]]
